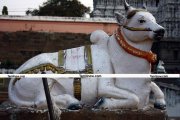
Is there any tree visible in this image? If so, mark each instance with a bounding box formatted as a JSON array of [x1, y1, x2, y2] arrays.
[[2, 6, 8, 15], [26, 0, 90, 17]]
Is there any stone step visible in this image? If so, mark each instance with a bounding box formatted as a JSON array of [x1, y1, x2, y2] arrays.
[[0, 108, 167, 120]]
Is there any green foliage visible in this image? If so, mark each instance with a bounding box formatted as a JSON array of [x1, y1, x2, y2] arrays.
[[2, 6, 8, 15], [26, 0, 90, 17]]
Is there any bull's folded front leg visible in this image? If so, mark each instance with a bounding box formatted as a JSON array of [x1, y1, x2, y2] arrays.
[[95, 78, 139, 109], [150, 82, 166, 110], [54, 94, 81, 110]]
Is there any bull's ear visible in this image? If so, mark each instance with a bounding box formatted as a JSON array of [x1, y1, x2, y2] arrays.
[[124, 0, 134, 14], [115, 12, 126, 26]]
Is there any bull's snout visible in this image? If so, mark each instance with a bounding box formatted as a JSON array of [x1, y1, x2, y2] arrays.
[[154, 28, 165, 40]]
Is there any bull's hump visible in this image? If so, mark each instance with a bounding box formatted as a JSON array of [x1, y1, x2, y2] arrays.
[[90, 30, 109, 49]]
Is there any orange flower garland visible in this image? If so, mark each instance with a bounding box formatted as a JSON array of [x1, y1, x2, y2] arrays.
[[115, 28, 157, 64]]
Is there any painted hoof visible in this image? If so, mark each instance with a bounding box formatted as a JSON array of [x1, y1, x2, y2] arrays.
[[154, 103, 166, 110], [67, 103, 82, 110], [93, 97, 105, 109]]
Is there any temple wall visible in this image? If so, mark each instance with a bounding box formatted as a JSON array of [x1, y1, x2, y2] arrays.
[[0, 16, 117, 34]]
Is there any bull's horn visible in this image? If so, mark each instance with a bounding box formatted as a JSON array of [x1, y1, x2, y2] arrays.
[[124, 0, 134, 13], [124, 0, 130, 11]]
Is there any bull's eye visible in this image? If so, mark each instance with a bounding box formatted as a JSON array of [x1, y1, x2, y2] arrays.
[[139, 19, 146, 23]]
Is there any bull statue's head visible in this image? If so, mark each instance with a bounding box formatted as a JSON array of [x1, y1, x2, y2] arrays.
[[115, 0, 165, 43]]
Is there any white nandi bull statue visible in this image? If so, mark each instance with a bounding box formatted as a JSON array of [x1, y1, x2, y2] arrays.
[[9, 1, 166, 110]]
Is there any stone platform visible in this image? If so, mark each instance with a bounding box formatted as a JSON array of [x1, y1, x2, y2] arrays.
[[0, 106, 167, 120]]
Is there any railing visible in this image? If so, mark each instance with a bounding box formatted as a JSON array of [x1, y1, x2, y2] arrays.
[[157, 82, 180, 91], [0, 69, 15, 74], [0, 69, 15, 102]]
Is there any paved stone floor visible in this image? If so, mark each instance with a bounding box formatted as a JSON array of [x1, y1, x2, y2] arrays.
[[0, 101, 167, 120]]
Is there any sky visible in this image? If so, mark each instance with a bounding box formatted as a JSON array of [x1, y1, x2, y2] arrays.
[[0, 0, 93, 15]]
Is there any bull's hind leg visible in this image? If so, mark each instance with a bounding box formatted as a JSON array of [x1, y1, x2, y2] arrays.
[[35, 79, 81, 110], [35, 94, 80, 110], [49, 78, 82, 110]]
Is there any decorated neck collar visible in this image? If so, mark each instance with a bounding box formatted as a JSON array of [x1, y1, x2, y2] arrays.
[[115, 28, 157, 64]]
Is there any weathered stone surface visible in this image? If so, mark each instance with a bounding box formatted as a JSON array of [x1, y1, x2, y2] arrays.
[[60, 108, 167, 120], [0, 107, 167, 120], [0, 109, 48, 120]]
